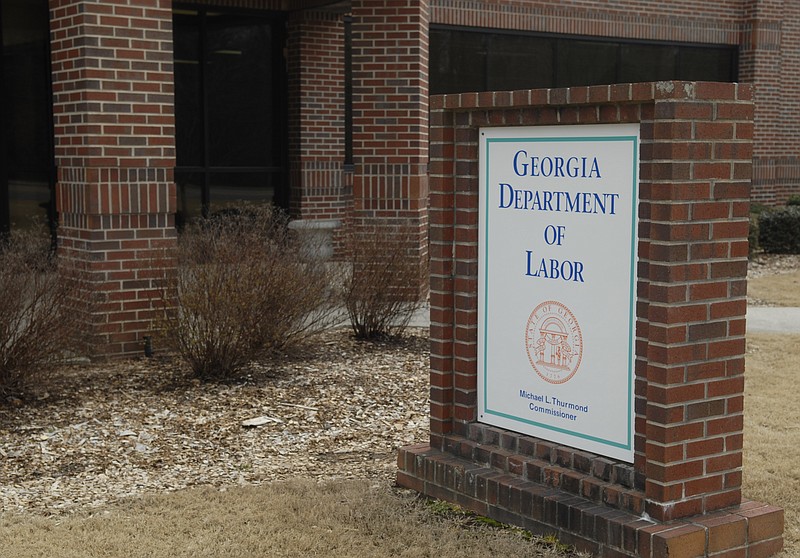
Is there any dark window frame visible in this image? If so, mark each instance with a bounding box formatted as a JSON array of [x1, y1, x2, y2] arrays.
[[173, 3, 288, 225], [0, 6, 7, 236], [0, 0, 56, 237], [430, 24, 739, 95], [344, 14, 353, 169]]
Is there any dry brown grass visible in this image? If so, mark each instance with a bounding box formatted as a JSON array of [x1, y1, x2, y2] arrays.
[[0, 480, 574, 558], [748, 271, 800, 306], [744, 333, 800, 558]]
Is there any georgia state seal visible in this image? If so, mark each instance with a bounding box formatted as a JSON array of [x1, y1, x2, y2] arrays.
[[525, 301, 583, 384]]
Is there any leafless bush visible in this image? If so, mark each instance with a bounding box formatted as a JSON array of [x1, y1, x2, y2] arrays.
[[0, 227, 84, 398], [343, 222, 428, 339], [155, 205, 342, 380]]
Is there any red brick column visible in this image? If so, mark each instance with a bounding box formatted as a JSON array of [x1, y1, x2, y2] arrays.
[[739, 0, 800, 203], [286, 9, 350, 256], [350, 0, 429, 266], [640, 82, 752, 521], [399, 81, 784, 557], [287, 10, 350, 222], [49, 0, 176, 357]]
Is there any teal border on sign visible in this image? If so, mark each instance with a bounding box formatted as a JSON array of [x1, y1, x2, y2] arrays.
[[480, 133, 639, 453]]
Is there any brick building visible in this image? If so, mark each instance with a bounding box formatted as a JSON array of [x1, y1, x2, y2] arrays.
[[0, 0, 797, 354]]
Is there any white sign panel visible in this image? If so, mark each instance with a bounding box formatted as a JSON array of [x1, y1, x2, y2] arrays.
[[478, 124, 639, 463]]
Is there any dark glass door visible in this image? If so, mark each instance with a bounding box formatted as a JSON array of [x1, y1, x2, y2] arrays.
[[0, 0, 54, 235], [173, 5, 287, 225]]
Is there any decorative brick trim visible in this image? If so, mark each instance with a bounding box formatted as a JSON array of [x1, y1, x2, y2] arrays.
[[57, 167, 174, 216], [399, 446, 784, 558], [739, 19, 782, 52], [752, 157, 800, 204], [354, 164, 429, 214], [50, 0, 177, 357], [431, 0, 742, 45]]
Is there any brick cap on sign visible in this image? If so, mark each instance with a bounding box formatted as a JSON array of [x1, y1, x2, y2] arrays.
[[397, 445, 784, 558], [429, 81, 752, 111]]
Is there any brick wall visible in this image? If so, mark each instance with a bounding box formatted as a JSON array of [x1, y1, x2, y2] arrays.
[[431, 0, 800, 203], [287, 9, 351, 253], [350, 0, 429, 267], [431, 0, 743, 44], [398, 80, 784, 557], [42, 0, 800, 351], [188, 0, 333, 8], [49, 0, 177, 356], [745, 0, 800, 203]]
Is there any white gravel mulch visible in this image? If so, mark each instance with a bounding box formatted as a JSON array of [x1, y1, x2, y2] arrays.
[[1, 255, 795, 518], [747, 253, 800, 279], [0, 328, 430, 517]]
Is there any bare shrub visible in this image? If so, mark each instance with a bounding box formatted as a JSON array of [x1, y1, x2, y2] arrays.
[[0, 227, 83, 398], [343, 222, 428, 339], [155, 205, 342, 380]]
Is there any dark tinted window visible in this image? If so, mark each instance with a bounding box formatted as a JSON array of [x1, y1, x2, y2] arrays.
[[173, 6, 287, 223], [679, 46, 737, 82], [430, 30, 487, 95], [1, 0, 54, 233], [209, 170, 277, 212], [488, 34, 552, 91], [206, 15, 277, 167], [173, 13, 203, 167], [431, 26, 738, 95], [620, 43, 678, 83], [555, 39, 617, 88]]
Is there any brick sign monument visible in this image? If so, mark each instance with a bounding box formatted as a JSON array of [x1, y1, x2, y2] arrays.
[[397, 81, 784, 557]]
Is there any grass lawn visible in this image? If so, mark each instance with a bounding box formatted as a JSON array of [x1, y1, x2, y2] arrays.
[[0, 480, 576, 558], [743, 333, 799, 558]]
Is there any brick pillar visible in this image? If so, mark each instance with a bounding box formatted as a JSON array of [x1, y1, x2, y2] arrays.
[[49, 0, 177, 357], [286, 9, 350, 256], [740, 0, 800, 203], [640, 82, 753, 522], [350, 0, 429, 271]]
